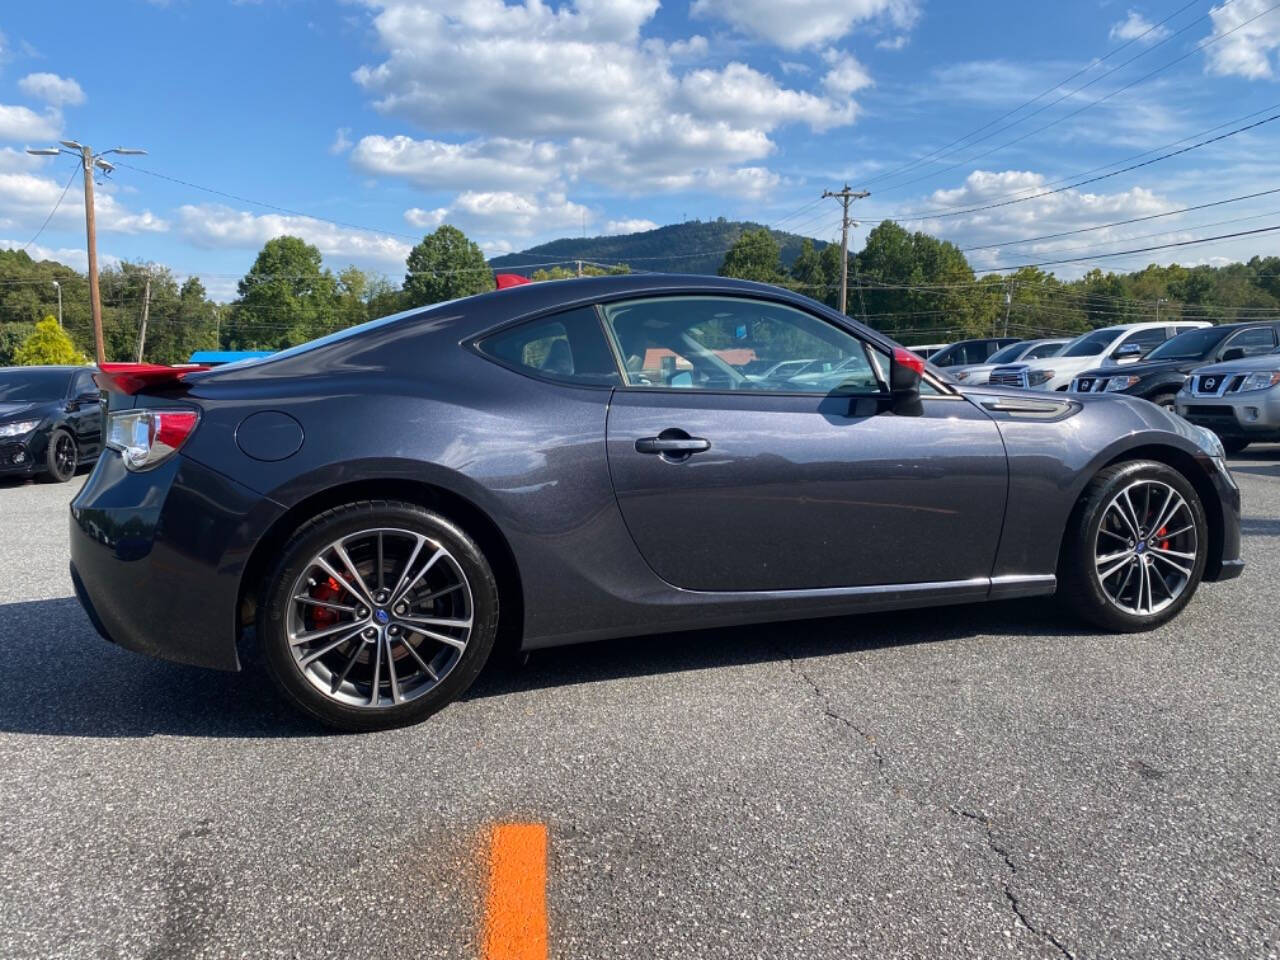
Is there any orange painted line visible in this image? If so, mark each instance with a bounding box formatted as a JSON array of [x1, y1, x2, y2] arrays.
[[483, 823, 548, 960]]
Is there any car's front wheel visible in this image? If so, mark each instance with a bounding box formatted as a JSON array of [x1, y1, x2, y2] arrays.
[[43, 429, 77, 483], [259, 500, 499, 731], [1059, 460, 1208, 632]]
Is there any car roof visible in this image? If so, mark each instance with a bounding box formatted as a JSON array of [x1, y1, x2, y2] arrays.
[[0, 365, 85, 374]]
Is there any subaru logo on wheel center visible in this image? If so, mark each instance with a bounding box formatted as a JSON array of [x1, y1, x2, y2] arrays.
[[374, 608, 390, 624]]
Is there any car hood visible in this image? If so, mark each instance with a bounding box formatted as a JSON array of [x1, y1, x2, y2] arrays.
[[1075, 358, 1193, 379], [0, 400, 51, 423], [994, 355, 1093, 373], [1190, 352, 1280, 376]]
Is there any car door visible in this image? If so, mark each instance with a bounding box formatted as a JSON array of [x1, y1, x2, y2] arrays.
[[1219, 325, 1277, 360], [601, 295, 1009, 592], [66, 370, 102, 458]]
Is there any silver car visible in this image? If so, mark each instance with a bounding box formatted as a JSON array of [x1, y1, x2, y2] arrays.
[[950, 338, 1070, 384], [1176, 345, 1280, 453]]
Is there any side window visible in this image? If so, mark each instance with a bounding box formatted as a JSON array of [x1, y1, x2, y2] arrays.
[[1224, 326, 1276, 356], [1024, 342, 1060, 360], [1116, 328, 1166, 357], [479, 306, 620, 386], [599, 296, 883, 395], [71, 370, 97, 398]]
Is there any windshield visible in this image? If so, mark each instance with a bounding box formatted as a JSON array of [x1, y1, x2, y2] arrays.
[[986, 341, 1031, 364], [1145, 327, 1230, 361], [1060, 329, 1123, 358], [0, 369, 70, 402]]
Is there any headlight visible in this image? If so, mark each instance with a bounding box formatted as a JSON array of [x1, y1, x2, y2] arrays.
[[1238, 371, 1280, 392], [1106, 375, 1141, 392], [0, 419, 41, 438], [1027, 370, 1055, 386]]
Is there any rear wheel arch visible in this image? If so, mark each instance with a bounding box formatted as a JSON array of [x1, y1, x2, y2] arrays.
[[237, 477, 524, 665]]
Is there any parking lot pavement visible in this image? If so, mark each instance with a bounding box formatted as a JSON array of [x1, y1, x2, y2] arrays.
[[1, 452, 1278, 960]]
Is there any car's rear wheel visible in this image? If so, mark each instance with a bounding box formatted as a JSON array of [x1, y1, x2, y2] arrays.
[[1058, 460, 1208, 632], [43, 429, 77, 483], [259, 500, 499, 731]]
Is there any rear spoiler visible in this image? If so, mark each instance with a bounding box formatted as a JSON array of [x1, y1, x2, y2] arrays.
[[93, 363, 211, 396]]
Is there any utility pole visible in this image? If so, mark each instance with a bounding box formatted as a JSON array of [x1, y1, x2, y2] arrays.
[[27, 140, 147, 365], [134, 274, 152, 362], [576, 260, 583, 277], [51, 280, 62, 328], [1155, 297, 1167, 324], [822, 185, 870, 315], [1003, 280, 1016, 336]]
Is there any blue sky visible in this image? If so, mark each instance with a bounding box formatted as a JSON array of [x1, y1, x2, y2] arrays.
[[3, 0, 1280, 298]]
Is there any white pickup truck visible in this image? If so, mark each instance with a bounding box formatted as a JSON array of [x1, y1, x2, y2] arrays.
[[987, 321, 1209, 392]]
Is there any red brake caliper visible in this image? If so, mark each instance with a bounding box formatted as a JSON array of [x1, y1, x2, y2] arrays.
[[1156, 526, 1169, 550], [308, 577, 343, 630]]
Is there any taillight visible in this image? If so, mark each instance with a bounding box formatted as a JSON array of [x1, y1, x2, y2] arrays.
[[105, 409, 200, 471]]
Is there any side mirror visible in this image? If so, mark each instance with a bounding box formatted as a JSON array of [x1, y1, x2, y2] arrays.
[[1114, 342, 1144, 362], [1220, 347, 1245, 363], [890, 347, 923, 396]]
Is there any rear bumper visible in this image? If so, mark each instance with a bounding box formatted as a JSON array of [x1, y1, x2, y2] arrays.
[[69, 451, 281, 671]]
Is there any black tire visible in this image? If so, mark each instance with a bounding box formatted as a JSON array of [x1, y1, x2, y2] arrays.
[[1058, 459, 1208, 632], [1222, 437, 1250, 455], [43, 429, 77, 483], [1148, 391, 1177, 412], [258, 500, 499, 732]]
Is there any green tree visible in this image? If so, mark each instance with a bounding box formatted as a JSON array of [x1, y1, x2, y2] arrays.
[[0, 322, 37, 366], [404, 225, 493, 307], [14, 317, 86, 365], [529, 263, 630, 281], [230, 236, 339, 349], [719, 228, 783, 283]]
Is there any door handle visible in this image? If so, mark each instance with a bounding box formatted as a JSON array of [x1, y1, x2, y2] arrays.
[[635, 433, 710, 457], [635, 437, 710, 454]]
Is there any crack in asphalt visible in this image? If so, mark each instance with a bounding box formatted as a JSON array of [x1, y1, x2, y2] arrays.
[[785, 655, 1078, 960], [948, 807, 1075, 960]]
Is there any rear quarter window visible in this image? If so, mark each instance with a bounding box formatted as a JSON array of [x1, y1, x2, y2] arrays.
[[479, 306, 621, 386]]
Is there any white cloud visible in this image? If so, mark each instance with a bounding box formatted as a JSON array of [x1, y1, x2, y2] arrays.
[[876, 34, 909, 51], [680, 61, 856, 131], [18, 73, 85, 107], [0, 103, 60, 142], [1109, 10, 1170, 44], [690, 0, 919, 51], [349, 0, 860, 198], [329, 127, 352, 154], [821, 49, 873, 97], [1203, 0, 1280, 79], [404, 206, 447, 229], [0, 169, 165, 234], [405, 190, 592, 237], [605, 218, 658, 234], [176, 203, 411, 267], [911, 169, 1177, 274], [0, 239, 90, 270], [352, 134, 561, 190]]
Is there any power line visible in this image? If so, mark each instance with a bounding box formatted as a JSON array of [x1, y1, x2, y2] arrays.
[[860, 0, 1209, 192], [868, 0, 1277, 197], [883, 110, 1280, 223], [959, 185, 1280, 251], [981, 223, 1280, 272], [20, 164, 78, 253]]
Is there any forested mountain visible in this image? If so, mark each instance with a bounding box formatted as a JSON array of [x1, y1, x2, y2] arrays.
[[489, 219, 828, 276]]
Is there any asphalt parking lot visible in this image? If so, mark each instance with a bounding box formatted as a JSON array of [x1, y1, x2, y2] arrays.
[[1, 452, 1278, 960]]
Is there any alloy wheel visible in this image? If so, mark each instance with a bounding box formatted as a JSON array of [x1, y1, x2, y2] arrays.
[[1093, 479, 1199, 617], [286, 528, 473, 708], [54, 434, 75, 478]]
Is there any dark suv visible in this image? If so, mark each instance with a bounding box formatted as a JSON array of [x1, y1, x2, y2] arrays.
[[927, 337, 1022, 368], [1069, 322, 1280, 410]]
